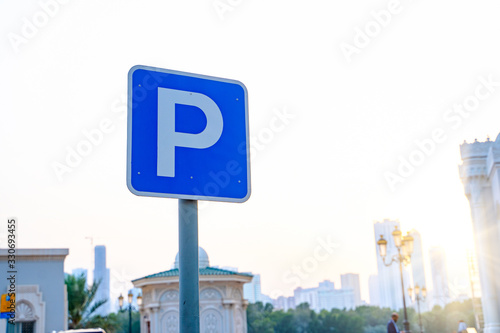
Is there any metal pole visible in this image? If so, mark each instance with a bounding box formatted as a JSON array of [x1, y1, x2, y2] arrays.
[[417, 296, 423, 333], [179, 199, 200, 332], [399, 252, 411, 333], [129, 304, 132, 333]]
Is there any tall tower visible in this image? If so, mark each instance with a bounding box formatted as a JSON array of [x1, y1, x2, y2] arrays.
[[93, 245, 110, 316], [459, 136, 500, 333], [243, 274, 262, 303], [341, 273, 362, 306], [428, 246, 449, 308], [409, 229, 427, 312], [368, 274, 380, 306], [373, 219, 411, 310]]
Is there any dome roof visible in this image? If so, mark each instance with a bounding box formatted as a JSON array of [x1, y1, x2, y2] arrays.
[[174, 247, 210, 269]]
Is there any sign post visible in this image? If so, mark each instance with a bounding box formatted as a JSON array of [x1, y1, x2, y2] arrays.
[[178, 199, 199, 331], [127, 65, 250, 332]]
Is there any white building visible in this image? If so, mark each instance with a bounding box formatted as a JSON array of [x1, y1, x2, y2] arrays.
[[293, 280, 356, 312], [459, 136, 500, 333], [318, 289, 355, 311], [133, 247, 252, 333], [408, 229, 428, 312], [273, 296, 295, 311], [243, 274, 262, 304], [340, 273, 362, 306], [93, 245, 110, 316], [428, 246, 449, 308], [294, 286, 320, 311], [373, 219, 411, 310], [0, 249, 69, 333], [368, 274, 380, 306]]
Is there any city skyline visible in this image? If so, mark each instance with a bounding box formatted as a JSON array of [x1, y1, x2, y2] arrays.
[[2, 0, 500, 308], [62, 224, 464, 308]]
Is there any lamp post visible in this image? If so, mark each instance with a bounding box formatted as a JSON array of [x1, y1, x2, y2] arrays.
[[119, 291, 143, 333], [409, 284, 426, 333], [377, 226, 414, 333]]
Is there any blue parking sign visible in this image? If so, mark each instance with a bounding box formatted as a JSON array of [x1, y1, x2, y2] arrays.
[[127, 65, 251, 202]]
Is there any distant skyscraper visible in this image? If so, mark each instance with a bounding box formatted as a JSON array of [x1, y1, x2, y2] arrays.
[[374, 219, 411, 310], [429, 246, 449, 308], [93, 245, 110, 316], [274, 296, 295, 311], [243, 274, 262, 303], [368, 274, 380, 306], [317, 280, 356, 310], [293, 280, 356, 311], [341, 273, 362, 306], [294, 286, 320, 311], [408, 229, 428, 312]]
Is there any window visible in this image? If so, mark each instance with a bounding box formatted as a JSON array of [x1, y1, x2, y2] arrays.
[[6, 321, 35, 333]]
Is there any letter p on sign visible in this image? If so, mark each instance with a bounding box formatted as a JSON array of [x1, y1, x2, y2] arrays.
[[127, 66, 250, 202]]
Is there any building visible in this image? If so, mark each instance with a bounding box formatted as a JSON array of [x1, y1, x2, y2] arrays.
[[293, 280, 356, 312], [368, 274, 380, 306], [0, 249, 69, 333], [467, 249, 484, 331], [373, 219, 411, 310], [340, 273, 362, 306], [294, 286, 320, 311], [317, 288, 355, 310], [133, 247, 252, 333], [428, 246, 450, 308], [243, 274, 262, 303], [408, 229, 428, 312], [273, 296, 295, 311], [459, 135, 500, 333], [93, 245, 110, 316]]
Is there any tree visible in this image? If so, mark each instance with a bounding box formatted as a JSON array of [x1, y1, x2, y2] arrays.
[[108, 310, 141, 333], [355, 305, 393, 328], [247, 302, 274, 333], [65, 273, 107, 329], [294, 303, 313, 333], [270, 310, 295, 333], [246, 300, 476, 333], [84, 315, 120, 333]]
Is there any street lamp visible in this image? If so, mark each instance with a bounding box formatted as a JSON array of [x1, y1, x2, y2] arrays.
[[119, 291, 139, 333], [377, 226, 414, 333], [409, 284, 426, 333]]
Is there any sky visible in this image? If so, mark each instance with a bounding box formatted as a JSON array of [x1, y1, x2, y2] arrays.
[[1, 0, 500, 303]]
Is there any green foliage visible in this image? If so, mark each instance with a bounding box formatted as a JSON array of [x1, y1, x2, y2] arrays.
[[247, 302, 275, 333], [270, 310, 295, 333], [247, 300, 475, 333], [107, 310, 141, 333], [355, 305, 392, 327], [65, 273, 107, 329], [247, 302, 365, 333], [65, 273, 140, 333], [82, 310, 140, 333], [84, 315, 120, 332], [421, 300, 475, 333]]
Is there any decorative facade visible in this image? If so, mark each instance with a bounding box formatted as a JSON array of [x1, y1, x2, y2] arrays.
[[0, 248, 69, 333], [459, 135, 500, 333], [132, 248, 252, 333]]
